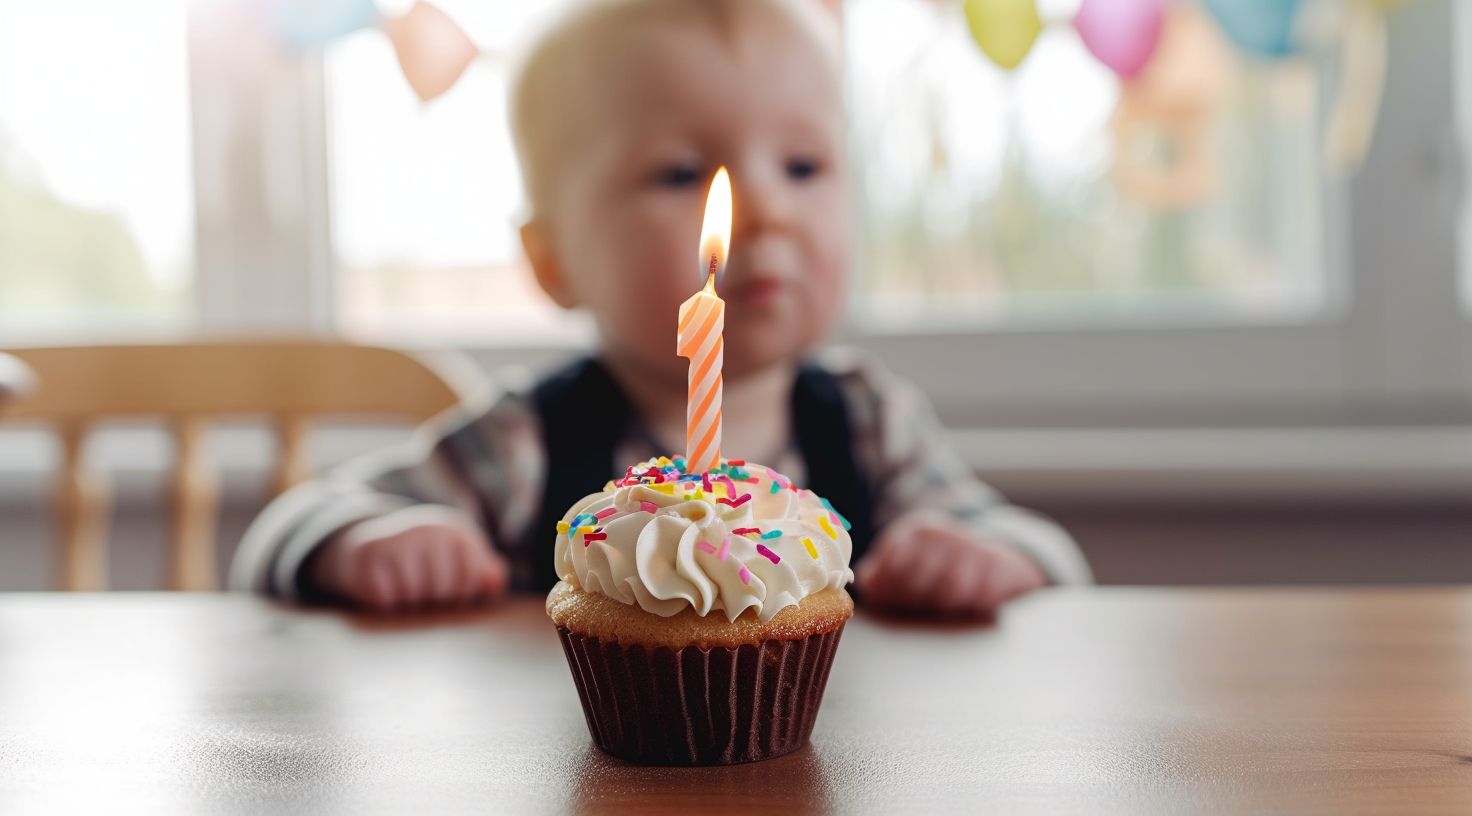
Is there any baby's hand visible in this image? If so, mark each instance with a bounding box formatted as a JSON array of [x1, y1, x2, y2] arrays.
[[854, 512, 1047, 619], [309, 505, 509, 613]]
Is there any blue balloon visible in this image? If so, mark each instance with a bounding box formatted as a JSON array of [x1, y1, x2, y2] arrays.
[[1203, 0, 1303, 58], [271, 0, 380, 52]]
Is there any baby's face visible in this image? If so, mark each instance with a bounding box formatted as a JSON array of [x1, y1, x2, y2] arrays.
[[540, 8, 849, 383]]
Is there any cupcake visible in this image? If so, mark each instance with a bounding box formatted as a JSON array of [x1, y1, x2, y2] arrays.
[[547, 456, 854, 766]]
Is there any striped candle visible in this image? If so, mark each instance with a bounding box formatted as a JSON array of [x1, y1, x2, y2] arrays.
[[677, 167, 732, 475]]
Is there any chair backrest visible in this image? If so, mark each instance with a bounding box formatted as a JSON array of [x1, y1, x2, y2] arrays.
[[0, 342, 482, 592]]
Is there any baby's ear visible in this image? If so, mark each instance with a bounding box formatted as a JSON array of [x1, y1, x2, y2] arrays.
[[520, 219, 579, 309]]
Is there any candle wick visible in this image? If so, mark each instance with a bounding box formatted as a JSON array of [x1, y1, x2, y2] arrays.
[[704, 256, 718, 293]]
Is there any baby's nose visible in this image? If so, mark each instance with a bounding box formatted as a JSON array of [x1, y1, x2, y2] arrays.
[[730, 170, 795, 240]]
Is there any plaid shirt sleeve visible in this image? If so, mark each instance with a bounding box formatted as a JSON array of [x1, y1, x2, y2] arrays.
[[228, 372, 547, 600], [820, 347, 1093, 585]]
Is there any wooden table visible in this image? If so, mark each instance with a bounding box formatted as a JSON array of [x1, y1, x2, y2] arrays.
[[1, 589, 1470, 814]]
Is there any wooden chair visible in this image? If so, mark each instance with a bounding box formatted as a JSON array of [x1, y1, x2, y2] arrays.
[[0, 342, 481, 592]]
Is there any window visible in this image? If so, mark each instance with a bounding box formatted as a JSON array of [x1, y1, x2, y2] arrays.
[[1, 0, 1467, 429], [0, 0, 194, 339], [846, 0, 1328, 330], [834, 0, 1466, 425], [324, 4, 579, 343], [1458, 0, 1472, 317]]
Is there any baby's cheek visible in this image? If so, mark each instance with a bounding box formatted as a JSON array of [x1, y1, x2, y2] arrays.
[[594, 267, 695, 373]]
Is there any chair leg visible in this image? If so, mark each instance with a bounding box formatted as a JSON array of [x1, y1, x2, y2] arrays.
[[169, 417, 219, 591], [56, 423, 109, 591], [273, 414, 312, 497]]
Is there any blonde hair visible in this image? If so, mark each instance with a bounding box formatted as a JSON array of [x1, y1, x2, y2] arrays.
[[507, 0, 839, 220]]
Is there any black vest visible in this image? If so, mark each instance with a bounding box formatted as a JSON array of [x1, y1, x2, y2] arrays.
[[525, 356, 873, 592]]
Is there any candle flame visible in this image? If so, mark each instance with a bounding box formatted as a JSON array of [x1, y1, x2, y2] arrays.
[[698, 167, 732, 284]]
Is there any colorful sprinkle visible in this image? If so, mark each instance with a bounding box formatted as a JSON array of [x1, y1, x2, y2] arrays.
[[556, 521, 570, 534], [717, 493, 751, 508], [577, 526, 595, 536], [583, 532, 607, 545], [760, 529, 783, 540], [702, 474, 712, 492], [717, 536, 730, 561], [697, 540, 717, 554], [802, 537, 819, 559], [731, 527, 761, 536], [769, 480, 781, 494], [820, 498, 853, 530], [652, 483, 675, 495], [594, 508, 617, 520], [729, 459, 745, 466], [756, 544, 781, 564], [738, 565, 752, 584], [639, 501, 658, 513], [818, 515, 838, 539]]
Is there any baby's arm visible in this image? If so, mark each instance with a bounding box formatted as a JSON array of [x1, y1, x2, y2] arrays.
[[855, 510, 1047, 618], [825, 350, 1091, 618], [230, 384, 541, 611], [306, 505, 508, 613]]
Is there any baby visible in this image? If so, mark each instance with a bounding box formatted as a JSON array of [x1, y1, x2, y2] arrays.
[[231, 0, 1091, 617]]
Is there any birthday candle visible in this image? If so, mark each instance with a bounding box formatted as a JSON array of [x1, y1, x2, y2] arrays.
[[677, 167, 732, 475]]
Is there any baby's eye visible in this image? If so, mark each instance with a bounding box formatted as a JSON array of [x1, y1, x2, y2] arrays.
[[786, 156, 822, 181], [653, 163, 703, 189]]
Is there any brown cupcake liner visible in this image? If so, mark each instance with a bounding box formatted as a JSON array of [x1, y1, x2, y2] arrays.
[[555, 623, 845, 766]]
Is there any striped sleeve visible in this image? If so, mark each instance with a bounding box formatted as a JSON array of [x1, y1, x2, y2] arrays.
[[228, 374, 546, 600], [820, 348, 1093, 585]]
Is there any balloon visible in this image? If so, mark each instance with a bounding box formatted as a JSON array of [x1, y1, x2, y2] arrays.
[[963, 0, 1043, 71], [1074, 0, 1166, 79], [1110, 6, 1232, 209], [1202, 0, 1304, 58], [271, 0, 380, 51], [383, 1, 479, 103], [1323, 1, 1389, 176], [1128, 5, 1232, 111]]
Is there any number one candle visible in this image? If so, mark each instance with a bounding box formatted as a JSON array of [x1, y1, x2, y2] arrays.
[[677, 167, 732, 475]]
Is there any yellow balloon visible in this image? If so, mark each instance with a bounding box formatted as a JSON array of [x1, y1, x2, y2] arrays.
[[963, 0, 1043, 71]]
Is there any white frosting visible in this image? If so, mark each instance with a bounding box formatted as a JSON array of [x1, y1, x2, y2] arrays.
[[553, 462, 854, 622]]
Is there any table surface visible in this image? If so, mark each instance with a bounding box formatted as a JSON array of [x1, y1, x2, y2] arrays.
[[2, 589, 1471, 815]]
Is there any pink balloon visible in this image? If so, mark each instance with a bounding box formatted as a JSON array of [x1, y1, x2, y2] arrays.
[[1074, 0, 1166, 79]]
